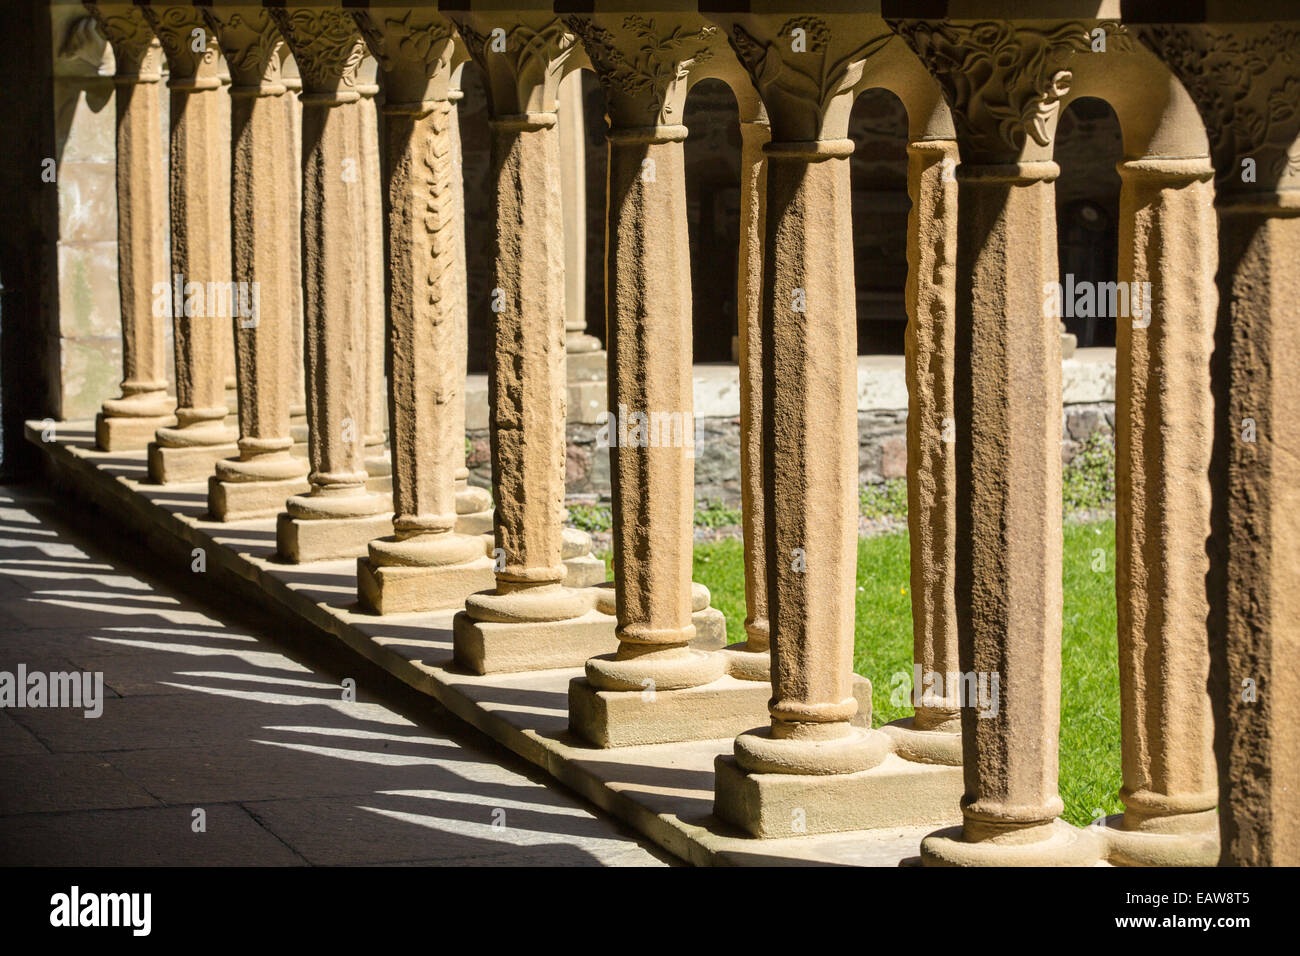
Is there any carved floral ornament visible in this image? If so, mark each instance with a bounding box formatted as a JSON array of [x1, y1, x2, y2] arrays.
[[890, 19, 1130, 157], [202, 9, 283, 88], [1140, 24, 1300, 188], [352, 10, 456, 78], [140, 5, 220, 79], [563, 15, 716, 124], [727, 17, 891, 138], [81, 4, 159, 72], [266, 8, 368, 92], [454, 17, 575, 114]]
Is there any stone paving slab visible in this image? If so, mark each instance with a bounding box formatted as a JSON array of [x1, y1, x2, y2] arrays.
[[23, 423, 955, 865], [0, 805, 306, 866], [0, 466, 669, 866]]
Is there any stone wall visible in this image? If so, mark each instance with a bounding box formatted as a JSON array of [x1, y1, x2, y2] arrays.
[[466, 350, 1119, 505]]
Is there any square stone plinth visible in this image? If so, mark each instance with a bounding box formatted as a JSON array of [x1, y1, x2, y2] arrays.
[[147, 441, 239, 485], [454, 511, 493, 536], [566, 349, 606, 383], [713, 752, 963, 839], [569, 674, 771, 748], [275, 511, 394, 563], [357, 556, 496, 615], [692, 607, 727, 651], [208, 475, 310, 522], [96, 413, 175, 452], [563, 554, 606, 589], [452, 608, 616, 675]]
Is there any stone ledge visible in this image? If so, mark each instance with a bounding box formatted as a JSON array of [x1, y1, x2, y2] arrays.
[[24, 420, 960, 867], [465, 350, 1116, 428]]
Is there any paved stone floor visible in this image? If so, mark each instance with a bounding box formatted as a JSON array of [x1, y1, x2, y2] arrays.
[[0, 484, 670, 866]]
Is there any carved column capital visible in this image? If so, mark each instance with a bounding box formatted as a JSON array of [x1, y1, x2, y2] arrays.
[[352, 7, 458, 106], [891, 19, 1130, 162], [268, 6, 368, 102], [448, 13, 574, 117], [708, 14, 893, 142], [83, 2, 162, 81], [139, 4, 222, 87], [202, 6, 284, 95], [1139, 22, 1300, 197], [564, 13, 721, 129]]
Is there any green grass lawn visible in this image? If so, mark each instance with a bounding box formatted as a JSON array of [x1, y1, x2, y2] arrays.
[[595, 518, 1121, 828]]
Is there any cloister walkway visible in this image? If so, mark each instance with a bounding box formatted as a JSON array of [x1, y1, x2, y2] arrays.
[[0, 485, 668, 866]]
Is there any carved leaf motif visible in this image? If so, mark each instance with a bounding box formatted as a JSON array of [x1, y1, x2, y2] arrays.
[[203, 9, 282, 87], [891, 19, 1116, 155], [456, 18, 574, 115], [566, 15, 715, 122], [267, 8, 367, 91], [353, 10, 454, 75], [83, 4, 158, 72], [728, 17, 892, 135], [140, 5, 219, 78], [1141, 24, 1300, 185]]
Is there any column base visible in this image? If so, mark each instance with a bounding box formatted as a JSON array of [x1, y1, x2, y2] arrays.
[[147, 440, 239, 484], [455, 485, 493, 536], [208, 473, 311, 521], [721, 645, 874, 725], [452, 606, 616, 675], [714, 750, 964, 838], [561, 526, 605, 588], [920, 818, 1103, 867], [589, 581, 728, 650], [275, 510, 394, 563], [289, 421, 309, 457], [358, 554, 496, 615], [96, 411, 176, 452], [565, 346, 607, 383], [880, 717, 963, 766], [365, 455, 392, 494], [1098, 814, 1219, 867], [568, 672, 771, 748]]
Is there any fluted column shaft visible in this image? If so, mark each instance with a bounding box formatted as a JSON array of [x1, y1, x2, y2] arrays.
[[1115, 157, 1218, 840]]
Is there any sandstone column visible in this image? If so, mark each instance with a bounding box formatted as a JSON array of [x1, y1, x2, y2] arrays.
[[1142, 19, 1300, 867], [447, 60, 494, 538], [282, 50, 308, 454], [895, 17, 1110, 865], [350, 8, 496, 614], [1102, 151, 1219, 866], [444, 9, 613, 675], [557, 67, 604, 382], [878, 127, 963, 766], [204, 6, 310, 520], [701, 15, 912, 837], [86, 3, 175, 451], [358, 59, 391, 492], [722, 111, 772, 682], [270, 6, 391, 562], [561, 12, 764, 747], [142, 5, 237, 483]]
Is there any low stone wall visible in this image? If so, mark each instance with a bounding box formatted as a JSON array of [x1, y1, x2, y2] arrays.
[[466, 348, 1118, 505]]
